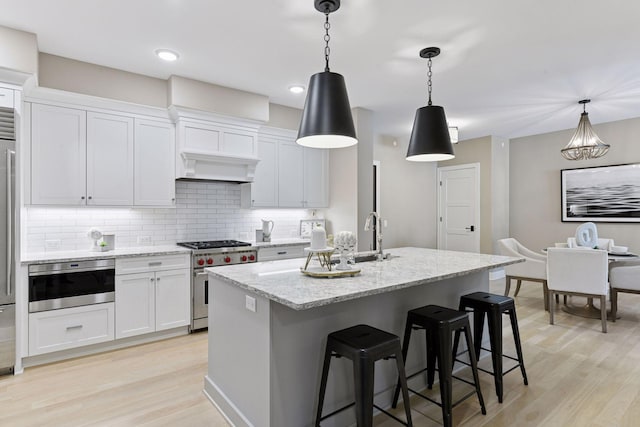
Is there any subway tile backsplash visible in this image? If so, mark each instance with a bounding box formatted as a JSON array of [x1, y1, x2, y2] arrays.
[[25, 181, 317, 253]]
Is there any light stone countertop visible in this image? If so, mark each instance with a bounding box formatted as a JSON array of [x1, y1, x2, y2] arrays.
[[21, 245, 192, 264], [206, 247, 523, 310], [251, 238, 310, 248]]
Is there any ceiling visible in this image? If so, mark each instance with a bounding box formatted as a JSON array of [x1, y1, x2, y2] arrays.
[[1, 0, 640, 142]]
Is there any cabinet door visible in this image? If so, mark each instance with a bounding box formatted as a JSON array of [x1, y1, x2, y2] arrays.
[[303, 147, 329, 208], [134, 119, 176, 206], [251, 138, 278, 207], [86, 112, 134, 205], [31, 104, 87, 205], [277, 141, 304, 207], [115, 272, 155, 339], [155, 269, 190, 331]]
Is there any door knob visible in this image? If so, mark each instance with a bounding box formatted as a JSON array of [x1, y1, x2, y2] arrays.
[[465, 225, 475, 232]]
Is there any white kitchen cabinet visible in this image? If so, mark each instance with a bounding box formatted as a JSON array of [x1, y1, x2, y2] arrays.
[[241, 127, 329, 208], [134, 119, 176, 206], [258, 244, 307, 261], [115, 254, 190, 339], [28, 303, 115, 356], [31, 103, 87, 205], [86, 111, 134, 205]]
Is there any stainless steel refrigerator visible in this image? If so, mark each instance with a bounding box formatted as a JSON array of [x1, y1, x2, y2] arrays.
[[0, 106, 15, 374]]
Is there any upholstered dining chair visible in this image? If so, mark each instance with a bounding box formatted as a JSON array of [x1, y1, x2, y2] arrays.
[[567, 237, 615, 251], [546, 248, 609, 333], [608, 259, 640, 321], [497, 238, 550, 309]]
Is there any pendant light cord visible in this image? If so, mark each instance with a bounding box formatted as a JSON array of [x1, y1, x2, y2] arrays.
[[427, 56, 433, 106], [324, 12, 331, 71]]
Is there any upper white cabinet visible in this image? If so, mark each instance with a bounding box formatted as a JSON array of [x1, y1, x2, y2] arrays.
[[31, 104, 87, 205], [241, 127, 329, 208], [29, 102, 175, 207], [86, 111, 134, 205], [134, 119, 176, 206], [0, 87, 15, 108]]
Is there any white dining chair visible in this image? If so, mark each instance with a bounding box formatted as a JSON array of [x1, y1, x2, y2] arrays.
[[497, 238, 550, 309], [608, 259, 640, 321], [546, 248, 609, 333]]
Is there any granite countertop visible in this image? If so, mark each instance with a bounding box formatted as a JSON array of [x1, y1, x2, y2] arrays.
[[21, 245, 192, 264], [251, 238, 310, 248], [206, 247, 523, 310]]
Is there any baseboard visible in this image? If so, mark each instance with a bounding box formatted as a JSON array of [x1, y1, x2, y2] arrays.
[[204, 375, 254, 427]]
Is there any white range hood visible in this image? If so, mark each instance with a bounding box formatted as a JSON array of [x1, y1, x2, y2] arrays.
[[170, 106, 262, 183]]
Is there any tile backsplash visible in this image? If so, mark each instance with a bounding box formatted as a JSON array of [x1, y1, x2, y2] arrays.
[[25, 181, 320, 253]]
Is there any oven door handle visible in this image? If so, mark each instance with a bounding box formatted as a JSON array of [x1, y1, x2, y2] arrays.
[[194, 271, 209, 278]]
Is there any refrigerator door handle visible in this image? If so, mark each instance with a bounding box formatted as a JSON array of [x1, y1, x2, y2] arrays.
[[6, 149, 13, 297]]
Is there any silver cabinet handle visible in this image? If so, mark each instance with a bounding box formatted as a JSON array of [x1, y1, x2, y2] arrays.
[[81, 196, 85, 200], [88, 196, 92, 200], [277, 251, 287, 255], [150, 277, 155, 282], [156, 277, 161, 281], [6, 149, 13, 297], [66, 325, 83, 330], [149, 262, 162, 267]]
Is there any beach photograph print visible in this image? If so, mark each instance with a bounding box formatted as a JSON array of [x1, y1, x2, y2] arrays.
[[562, 164, 640, 222]]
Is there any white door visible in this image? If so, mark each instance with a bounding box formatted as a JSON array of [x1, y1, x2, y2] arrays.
[[115, 272, 156, 339], [155, 269, 190, 331], [277, 141, 304, 207], [86, 111, 134, 205], [30, 104, 87, 205], [251, 138, 278, 207], [437, 163, 480, 252], [134, 118, 176, 206], [303, 147, 329, 208]]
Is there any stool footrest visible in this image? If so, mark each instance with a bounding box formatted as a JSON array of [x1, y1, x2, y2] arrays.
[[373, 404, 411, 426], [408, 387, 480, 410], [318, 402, 355, 422], [405, 366, 429, 381]]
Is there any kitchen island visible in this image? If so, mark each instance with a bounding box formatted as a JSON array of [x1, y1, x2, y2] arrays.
[[204, 247, 521, 427]]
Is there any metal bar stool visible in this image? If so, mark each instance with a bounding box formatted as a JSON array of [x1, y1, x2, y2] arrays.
[[453, 292, 528, 403], [315, 324, 412, 427], [391, 305, 486, 427]]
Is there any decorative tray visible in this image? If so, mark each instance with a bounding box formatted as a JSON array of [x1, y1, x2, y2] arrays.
[[300, 267, 361, 278]]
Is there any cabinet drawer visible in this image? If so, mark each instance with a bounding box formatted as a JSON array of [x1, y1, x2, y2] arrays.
[[258, 245, 306, 261], [29, 303, 114, 356], [0, 88, 14, 109], [116, 254, 189, 274]]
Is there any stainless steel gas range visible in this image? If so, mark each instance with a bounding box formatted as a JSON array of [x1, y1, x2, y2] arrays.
[[177, 240, 257, 331]]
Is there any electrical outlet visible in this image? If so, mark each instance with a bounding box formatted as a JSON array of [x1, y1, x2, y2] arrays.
[[245, 295, 256, 312], [383, 219, 388, 228], [137, 236, 152, 245], [45, 239, 61, 251]]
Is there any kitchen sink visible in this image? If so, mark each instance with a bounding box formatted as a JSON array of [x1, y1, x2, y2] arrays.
[[330, 253, 391, 265]]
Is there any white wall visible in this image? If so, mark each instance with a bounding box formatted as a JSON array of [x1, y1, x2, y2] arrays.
[[510, 116, 640, 253], [0, 26, 38, 77], [25, 181, 310, 252], [375, 135, 437, 249]]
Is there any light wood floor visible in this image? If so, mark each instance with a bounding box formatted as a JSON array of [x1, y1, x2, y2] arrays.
[[3, 280, 640, 426]]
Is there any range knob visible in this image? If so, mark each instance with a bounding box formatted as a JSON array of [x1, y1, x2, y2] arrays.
[[224, 256, 231, 263], [197, 259, 205, 266], [249, 254, 255, 261], [241, 255, 247, 262], [206, 258, 214, 265]]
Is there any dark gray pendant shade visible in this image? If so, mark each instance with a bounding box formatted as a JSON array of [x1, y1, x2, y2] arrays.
[[406, 105, 455, 162], [296, 71, 357, 149]]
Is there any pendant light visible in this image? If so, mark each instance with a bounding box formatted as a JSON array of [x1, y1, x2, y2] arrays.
[[561, 99, 610, 160], [406, 47, 455, 162], [297, 0, 357, 149]]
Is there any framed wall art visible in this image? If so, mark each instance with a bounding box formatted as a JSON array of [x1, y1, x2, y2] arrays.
[[561, 163, 640, 222]]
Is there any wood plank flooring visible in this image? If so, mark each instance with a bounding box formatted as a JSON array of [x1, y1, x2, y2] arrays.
[[2, 278, 640, 426]]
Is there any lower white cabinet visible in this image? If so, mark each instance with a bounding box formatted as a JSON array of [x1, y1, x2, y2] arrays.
[[28, 303, 115, 356], [115, 255, 190, 339], [258, 245, 307, 261]]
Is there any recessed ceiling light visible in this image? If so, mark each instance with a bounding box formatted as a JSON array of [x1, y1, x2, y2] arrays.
[[155, 49, 179, 62], [288, 85, 305, 94]]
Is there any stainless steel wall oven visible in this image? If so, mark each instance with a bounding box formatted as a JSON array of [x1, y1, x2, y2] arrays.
[[28, 259, 115, 313]]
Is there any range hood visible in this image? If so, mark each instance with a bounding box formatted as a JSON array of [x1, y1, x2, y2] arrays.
[[170, 106, 262, 183]]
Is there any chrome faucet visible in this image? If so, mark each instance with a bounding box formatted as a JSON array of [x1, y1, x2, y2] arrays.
[[364, 211, 385, 261]]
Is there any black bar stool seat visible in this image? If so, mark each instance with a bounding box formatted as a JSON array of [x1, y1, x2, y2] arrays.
[[391, 305, 486, 427], [315, 324, 412, 427], [454, 291, 528, 403]]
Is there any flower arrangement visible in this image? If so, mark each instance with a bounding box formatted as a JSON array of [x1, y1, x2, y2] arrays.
[[334, 231, 357, 270]]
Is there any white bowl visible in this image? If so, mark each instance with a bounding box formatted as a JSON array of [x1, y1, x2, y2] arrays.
[[611, 245, 628, 253]]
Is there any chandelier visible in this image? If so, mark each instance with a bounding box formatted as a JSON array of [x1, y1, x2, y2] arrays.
[[561, 99, 609, 160]]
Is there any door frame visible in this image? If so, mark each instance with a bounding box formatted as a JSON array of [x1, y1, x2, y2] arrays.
[[437, 163, 481, 252]]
